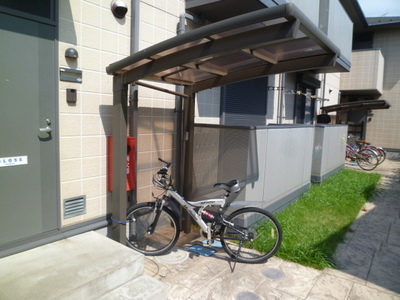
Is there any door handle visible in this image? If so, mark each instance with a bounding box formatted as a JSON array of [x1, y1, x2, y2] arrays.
[[39, 119, 52, 134]]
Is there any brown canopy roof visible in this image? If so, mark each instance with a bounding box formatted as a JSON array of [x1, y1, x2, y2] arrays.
[[321, 100, 391, 113], [107, 3, 341, 94]]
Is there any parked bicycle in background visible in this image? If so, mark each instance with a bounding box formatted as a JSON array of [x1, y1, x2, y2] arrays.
[[355, 138, 386, 164], [346, 135, 380, 171]]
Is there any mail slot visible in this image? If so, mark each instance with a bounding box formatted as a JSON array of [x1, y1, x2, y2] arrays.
[[108, 136, 136, 191]]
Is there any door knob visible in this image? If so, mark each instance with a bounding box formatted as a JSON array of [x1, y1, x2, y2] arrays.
[[39, 119, 52, 134]]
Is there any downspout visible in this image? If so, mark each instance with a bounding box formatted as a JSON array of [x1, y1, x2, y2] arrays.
[[277, 73, 285, 124], [129, 0, 140, 135], [129, 0, 140, 128], [130, 0, 140, 55], [321, 73, 326, 114], [177, 13, 204, 35], [128, 0, 140, 204]]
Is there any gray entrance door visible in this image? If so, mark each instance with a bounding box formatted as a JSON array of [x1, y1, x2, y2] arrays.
[[0, 12, 59, 247]]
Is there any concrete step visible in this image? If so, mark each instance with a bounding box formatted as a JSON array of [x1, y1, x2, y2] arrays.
[[0, 231, 166, 300], [99, 274, 167, 300]]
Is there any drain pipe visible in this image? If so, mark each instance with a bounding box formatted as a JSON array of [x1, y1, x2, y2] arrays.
[[129, 0, 140, 136], [177, 13, 204, 35], [128, 0, 140, 205], [277, 73, 285, 124], [321, 73, 326, 113]]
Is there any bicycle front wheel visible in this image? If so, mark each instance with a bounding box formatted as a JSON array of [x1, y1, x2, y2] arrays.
[[126, 202, 180, 256], [220, 207, 282, 264], [357, 148, 379, 171]]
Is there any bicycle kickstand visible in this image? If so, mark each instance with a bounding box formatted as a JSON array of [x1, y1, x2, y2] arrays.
[[230, 240, 244, 273]]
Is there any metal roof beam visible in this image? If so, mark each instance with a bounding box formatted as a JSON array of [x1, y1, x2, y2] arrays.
[[183, 62, 229, 76], [135, 81, 189, 98], [243, 48, 278, 64]]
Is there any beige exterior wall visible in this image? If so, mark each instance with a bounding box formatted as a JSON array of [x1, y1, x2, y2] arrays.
[[58, 0, 186, 222], [136, 0, 185, 203], [340, 49, 384, 94], [58, 0, 131, 227], [365, 29, 400, 149], [136, 83, 177, 203]]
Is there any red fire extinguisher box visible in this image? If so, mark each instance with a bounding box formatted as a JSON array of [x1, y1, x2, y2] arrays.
[[108, 136, 136, 191]]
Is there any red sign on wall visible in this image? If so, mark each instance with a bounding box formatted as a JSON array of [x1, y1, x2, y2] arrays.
[[108, 136, 136, 191]]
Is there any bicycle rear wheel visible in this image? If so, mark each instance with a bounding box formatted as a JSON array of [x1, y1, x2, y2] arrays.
[[126, 202, 180, 256], [377, 147, 387, 164], [220, 207, 282, 264], [368, 146, 386, 164], [357, 148, 379, 171]]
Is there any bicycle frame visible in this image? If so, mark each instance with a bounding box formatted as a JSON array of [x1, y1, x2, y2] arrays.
[[346, 144, 362, 160], [126, 158, 283, 268], [162, 187, 250, 248], [164, 187, 226, 234]]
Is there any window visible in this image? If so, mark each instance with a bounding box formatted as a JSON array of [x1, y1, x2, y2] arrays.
[[221, 77, 268, 126], [294, 73, 320, 124], [0, 0, 56, 24], [353, 32, 374, 50]]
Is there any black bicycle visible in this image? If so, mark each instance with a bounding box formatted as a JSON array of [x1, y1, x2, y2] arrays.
[[126, 158, 282, 264]]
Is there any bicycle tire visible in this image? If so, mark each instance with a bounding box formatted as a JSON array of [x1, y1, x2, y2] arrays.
[[220, 207, 282, 264], [368, 146, 386, 164], [376, 147, 387, 164], [126, 202, 180, 256], [357, 148, 379, 171]]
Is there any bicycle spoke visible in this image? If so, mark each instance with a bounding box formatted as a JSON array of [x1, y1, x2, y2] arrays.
[[221, 207, 282, 264], [357, 148, 379, 171], [126, 202, 180, 255]]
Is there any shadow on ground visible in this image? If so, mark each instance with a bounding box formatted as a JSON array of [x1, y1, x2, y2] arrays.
[[335, 159, 400, 294]]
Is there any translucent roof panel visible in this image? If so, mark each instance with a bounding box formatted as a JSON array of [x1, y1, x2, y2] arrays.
[[107, 3, 340, 93]]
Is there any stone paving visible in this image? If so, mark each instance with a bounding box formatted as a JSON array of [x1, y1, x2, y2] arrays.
[[144, 159, 400, 300]]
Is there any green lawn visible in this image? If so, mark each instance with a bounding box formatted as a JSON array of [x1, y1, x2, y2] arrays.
[[274, 169, 381, 269]]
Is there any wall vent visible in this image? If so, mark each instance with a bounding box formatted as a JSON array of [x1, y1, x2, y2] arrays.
[[64, 195, 86, 219]]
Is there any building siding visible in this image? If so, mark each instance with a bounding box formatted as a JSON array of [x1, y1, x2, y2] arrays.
[[366, 29, 400, 149]]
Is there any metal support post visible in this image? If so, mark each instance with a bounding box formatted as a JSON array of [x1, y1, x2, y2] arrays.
[[182, 86, 195, 233], [111, 75, 129, 243]]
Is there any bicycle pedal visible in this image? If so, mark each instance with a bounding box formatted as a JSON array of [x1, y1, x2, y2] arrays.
[[202, 240, 222, 248]]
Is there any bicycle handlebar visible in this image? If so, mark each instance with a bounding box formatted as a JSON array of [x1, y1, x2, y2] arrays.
[[157, 158, 171, 175], [158, 158, 171, 167]]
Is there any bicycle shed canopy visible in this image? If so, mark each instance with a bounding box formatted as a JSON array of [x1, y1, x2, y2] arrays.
[[321, 100, 391, 113], [106, 3, 343, 242], [106, 3, 341, 93]]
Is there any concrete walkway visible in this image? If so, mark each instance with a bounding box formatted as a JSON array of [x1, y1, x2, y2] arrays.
[[144, 159, 400, 300]]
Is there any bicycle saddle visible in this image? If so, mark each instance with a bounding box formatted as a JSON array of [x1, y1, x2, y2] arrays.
[[214, 179, 241, 193]]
